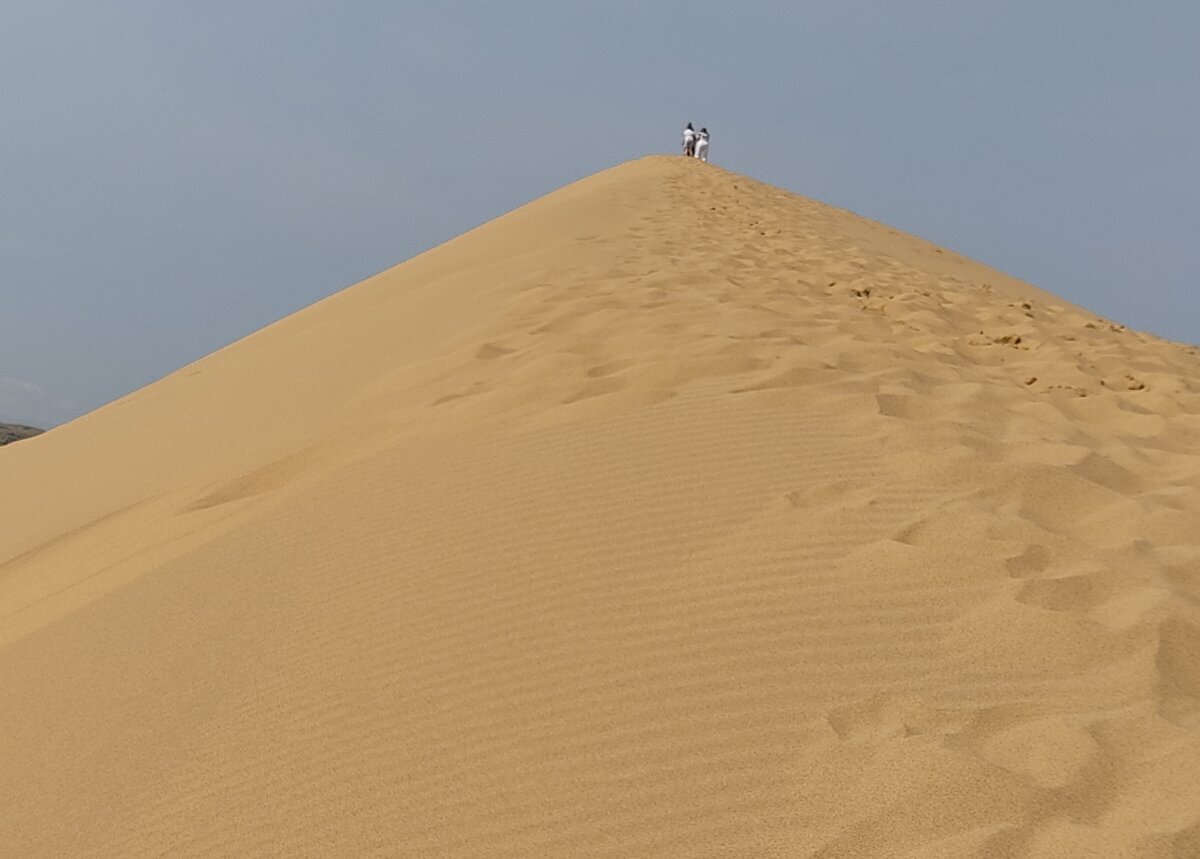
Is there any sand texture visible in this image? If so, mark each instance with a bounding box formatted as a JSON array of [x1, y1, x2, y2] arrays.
[[2, 157, 1199, 857]]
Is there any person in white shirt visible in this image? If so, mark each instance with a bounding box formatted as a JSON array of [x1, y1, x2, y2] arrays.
[[682, 123, 697, 157], [694, 127, 710, 162]]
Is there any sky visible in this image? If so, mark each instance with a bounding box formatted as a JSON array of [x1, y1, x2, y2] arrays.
[[2, 1, 1198, 428]]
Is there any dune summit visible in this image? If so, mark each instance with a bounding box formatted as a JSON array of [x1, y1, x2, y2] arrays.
[[2, 156, 1199, 857]]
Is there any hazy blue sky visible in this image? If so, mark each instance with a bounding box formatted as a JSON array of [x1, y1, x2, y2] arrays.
[[3, 1, 1197, 427]]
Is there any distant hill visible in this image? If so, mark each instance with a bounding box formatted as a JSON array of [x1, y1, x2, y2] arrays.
[[0, 423, 43, 446]]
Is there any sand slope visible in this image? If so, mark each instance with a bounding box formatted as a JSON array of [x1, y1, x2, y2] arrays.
[[2, 156, 1199, 857]]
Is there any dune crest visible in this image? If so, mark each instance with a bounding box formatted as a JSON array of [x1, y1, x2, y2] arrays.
[[3, 156, 1198, 857]]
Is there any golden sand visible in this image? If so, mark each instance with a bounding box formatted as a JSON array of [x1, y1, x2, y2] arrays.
[[2, 157, 1198, 857]]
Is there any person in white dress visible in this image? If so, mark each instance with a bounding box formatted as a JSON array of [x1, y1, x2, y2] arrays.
[[682, 123, 697, 157], [694, 127, 710, 162]]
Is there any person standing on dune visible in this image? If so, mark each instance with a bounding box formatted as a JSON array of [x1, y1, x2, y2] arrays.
[[682, 123, 697, 157], [695, 127, 709, 162]]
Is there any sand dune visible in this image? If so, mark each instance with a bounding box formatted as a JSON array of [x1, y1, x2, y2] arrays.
[[2, 156, 1199, 857]]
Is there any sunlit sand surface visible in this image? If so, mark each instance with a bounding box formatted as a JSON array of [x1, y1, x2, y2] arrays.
[[3, 157, 1199, 857]]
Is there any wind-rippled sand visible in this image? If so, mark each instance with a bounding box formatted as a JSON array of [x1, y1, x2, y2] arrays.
[[2, 156, 1199, 857]]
